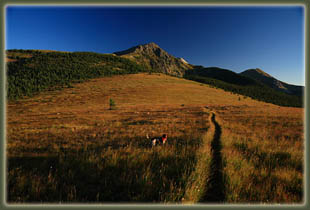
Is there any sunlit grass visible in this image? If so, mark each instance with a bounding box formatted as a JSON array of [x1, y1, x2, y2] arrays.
[[216, 105, 304, 203], [6, 73, 304, 203], [7, 74, 212, 202]]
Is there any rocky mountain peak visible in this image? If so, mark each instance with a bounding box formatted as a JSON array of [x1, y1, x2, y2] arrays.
[[114, 42, 164, 56], [143, 42, 160, 48], [253, 68, 272, 78], [113, 42, 193, 77], [179, 58, 188, 64]]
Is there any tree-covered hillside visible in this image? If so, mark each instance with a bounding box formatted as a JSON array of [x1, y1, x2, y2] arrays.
[[187, 66, 262, 86], [184, 70, 302, 107], [240, 68, 304, 96], [6, 50, 145, 100], [6, 49, 303, 107]]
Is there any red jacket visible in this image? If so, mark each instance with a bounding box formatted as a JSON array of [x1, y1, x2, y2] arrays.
[[161, 137, 167, 143]]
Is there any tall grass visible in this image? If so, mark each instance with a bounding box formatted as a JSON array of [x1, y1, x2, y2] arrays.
[[6, 74, 304, 204], [183, 110, 212, 203], [7, 104, 210, 203], [8, 135, 205, 203], [216, 105, 303, 203]]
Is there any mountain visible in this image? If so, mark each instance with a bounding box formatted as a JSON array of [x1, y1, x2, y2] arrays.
[[5, 46, 303, 107], [185, 66, 262, 87], [184, 66, 302, 107], [6, 49, 146, 100], [113, 42, 193, 77], [240, 68, 304, 96]]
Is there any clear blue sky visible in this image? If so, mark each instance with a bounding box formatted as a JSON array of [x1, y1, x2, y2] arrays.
[[6, 6, 304, 85]]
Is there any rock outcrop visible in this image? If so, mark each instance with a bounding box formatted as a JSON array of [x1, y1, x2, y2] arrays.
[[114, 42, 193, 77]]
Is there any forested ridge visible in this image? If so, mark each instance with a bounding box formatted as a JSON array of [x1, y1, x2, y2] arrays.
[[6, 49, 303, 107], [184, 72, 302, 107], [6, 50, 145, 100]]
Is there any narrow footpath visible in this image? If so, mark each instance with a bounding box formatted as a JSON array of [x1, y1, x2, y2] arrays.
[[200, 111, 226, 203]]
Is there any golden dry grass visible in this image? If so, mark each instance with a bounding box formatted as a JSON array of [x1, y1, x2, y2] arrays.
[[6, 73, 304, 203], [7, 73, 253, 155], [213, 105, 304, 203]]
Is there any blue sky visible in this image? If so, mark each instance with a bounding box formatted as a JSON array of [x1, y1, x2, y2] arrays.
[[6, 6, 305, 85]]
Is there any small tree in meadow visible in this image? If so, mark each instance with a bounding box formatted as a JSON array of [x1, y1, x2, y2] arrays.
[[109, 98, 116, 110]]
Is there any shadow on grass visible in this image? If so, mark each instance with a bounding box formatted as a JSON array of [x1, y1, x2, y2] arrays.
[[200, 113, 226, 203], [7, 137, 200, 203], [234, 142, 302, 172]]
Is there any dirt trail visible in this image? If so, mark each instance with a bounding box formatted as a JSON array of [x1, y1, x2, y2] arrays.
[[200, 111, 226, 203]]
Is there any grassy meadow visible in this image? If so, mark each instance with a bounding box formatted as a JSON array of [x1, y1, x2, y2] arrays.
[[6, 73, 304, 203], [214, 105, 304, 203]]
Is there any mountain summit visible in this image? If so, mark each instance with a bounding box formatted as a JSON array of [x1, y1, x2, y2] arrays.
[[240, 68, 303, 96], [245, 68, 273, 78], [114, 42, 160, 56], [113, 42, 193, 77]]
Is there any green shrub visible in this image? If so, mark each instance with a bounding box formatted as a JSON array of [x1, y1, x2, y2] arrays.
[[109, 98, 116, 110]]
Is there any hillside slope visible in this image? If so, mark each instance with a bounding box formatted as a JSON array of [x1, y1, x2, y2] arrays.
[[114, 42, 193, 77], [6, 47, 303, 107], [240, 68, 304, 96], [185, 66, 261, 86], [6, 49, 145, 100], [184, 66, 302, 107], [7, 73, 304, 203], [7, 73, 269, 156]]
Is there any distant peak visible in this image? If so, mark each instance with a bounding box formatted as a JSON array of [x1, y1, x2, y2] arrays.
[[140, 42, 161, 49], [114, 42, 164, 56], [242, 68, 272, 78], [144, 42, 159, 47], [254, 68, 272, 78]]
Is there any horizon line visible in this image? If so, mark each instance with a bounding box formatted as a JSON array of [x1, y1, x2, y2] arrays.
[[4, 47, 305, 87]]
